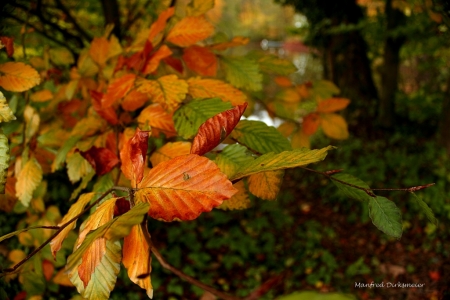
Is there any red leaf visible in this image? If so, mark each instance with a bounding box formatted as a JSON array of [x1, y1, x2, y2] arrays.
[[126, 41, 154, 72], [191, 103, 248, 156], [120, 128, 149, 187], [0, 36, 14, 57], [182, 45, 217, 76], [114, 197, 131, 217], [163, 56, 184, 73], [302, 112, 320, 136], [90, 90, 119, 125], [80, 146, 120, 176]]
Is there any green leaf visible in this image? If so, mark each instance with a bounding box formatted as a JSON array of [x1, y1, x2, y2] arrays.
[[66, 152, 94, 183], [255, 53, 297, 75], [276, 291, 357, 300], [411, 193, 438, 225], [310, 80, 340, 102], [66, 202, 149, 271], [0, 133, 10, 194], [0, 225, 56, 243], [368, 196, 402, 239], [230, 120, 292, 154], [214, 144, 254, 178], [93, 172, 114, 194], [220, 56, 262, 91], [52, 135, 81, 171], [174, 98, 233, 139], [331, 173, 373, 202], [231, 146, 334, 181]]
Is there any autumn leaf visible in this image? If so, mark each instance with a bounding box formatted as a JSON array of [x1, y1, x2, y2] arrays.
[[277, 121, 296, 138], [143, 45, 172, 75], [80, 146, 120, 176], [187, 77, 247, 105], [89, 37, 109, 67], [123, 225, 153, 298], [183, 45, 217, 76], [137, 103, 177, 137], [0, 91, 16, 122], [302, 113, 320, 136], [214, 144, 254, 179], [217, 181, 251, 210], [90, 90, 119, 125], [256, 53, 297, 75], [220, 57, 262, 91], [50, 193, 96, 257], [209, 36, 249, 51], [66, 152, 94, 183], [166, 15, 214, 47], [191, 103, 248, 155], [136, 75, 188, 111], [291, 129, 310, 149], [320, 113, 349, 140], [230, 120, 292, 154], [0, 62, 40, 92], [136, 154, 237, 221], [231, 146, 334, 180], [15, 157, 42, 207], [186, 0, 215, 16], [102, 74, 136, 108], [0, 36, 14, 57], [150, 141, 192, 167], [248, 170, 284, 200], [174, 98, 232, 139], [274, 76, 293, 87], [120, 128, 149, 187], [148, 7, 175, 44], [317, 98, 350, 113], [30, 89, 53, 102], [121, 90, 149, 111], [276, 88, 301, 103]]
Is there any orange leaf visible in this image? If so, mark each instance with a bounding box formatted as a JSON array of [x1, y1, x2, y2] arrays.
[[187, 77, 247, 105], [136, 154, 237, 221], [148, 7, 175, 44], [302, 112, 320, 136], [150, 141, 192, 167], [0, 62, 40, 92], [0, 36, 14, 57], [50, 193, 95, 258], [103, 74, 136, 108], [274, 76, 293, 87], [90, 90, 119, 125], [191, 103, 247, 155], [209, 36, 249, 51], [183, 45, 217, 76], [136, 75, 188, 111], [120, 128, 149, 187], [142, 45, 173, 75], [295, 83, 310, 99], [30, 89, 53, 102], [320, 113, 349, 140], [123, 225, 153, 298], [166, 16, 214, 47], [43, 259, 54, 281], [76, 198, 117, 287], [121, 90, 148, 111], [317, 98, 350, 113], [277, 88, 301, 103], [137, 103, 177, 137], [89, 37, 109, 67]]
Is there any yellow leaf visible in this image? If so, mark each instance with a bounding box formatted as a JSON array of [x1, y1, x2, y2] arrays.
[[320, 113, 349, 140], [66, 152, 94, 184], [0, 62, 40, 92], [50, 193, 95, 258], [77, 50, 99, 77], [291, 129, 310, 149], [148, 7, 175, 45], [136, 75, 188, 111], [248, 170, 284, 200], [30, 89, 53, 102], [187, 77, 247, 105], [24, 105, 40, 143], [137, 103, 177, 137], [0, 91, 16, 122], [166, 15, 214, 47], [15, 157, 42, 207], [53, 268, 75, 287], [277, 88, 301, 103], [149, 141, 192, 167], [317, 98, 350, 113], [89, 37, 109, 67], [49, 48, 75, 66], [217, 181, 251, 210]]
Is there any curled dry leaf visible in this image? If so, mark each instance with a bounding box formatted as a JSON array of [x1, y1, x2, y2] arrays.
[[136, 154, 237, 221], [191, 103, 248, 156], [120, 128, 149, 187]]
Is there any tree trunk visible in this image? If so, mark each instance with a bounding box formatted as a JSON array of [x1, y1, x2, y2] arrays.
[[378, 0, 406, 128], [100, 0, 122, 40]]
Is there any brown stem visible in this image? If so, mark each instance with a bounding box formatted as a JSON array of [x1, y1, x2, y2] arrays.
[[1, 188, 114, 275]]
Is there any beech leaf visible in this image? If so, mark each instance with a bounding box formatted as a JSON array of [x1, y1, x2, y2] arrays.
[[120, 128, 149, 187], [0, 62, 40, 92], [149, 141, 192, 167], [137, 103, 177, 138], [0, 91, 15, 123], [248, 170, 284, 200], [368, 196, 403, 239], [214, 144, 254, 179], [191, 103, 247, 155], [187, 77, 247, 105], [321, 113, 349, 140], [302, 113, 320, 136], [148, 7, 175, 44], [220, 56, 262, 91], [166, 15, 214, 47], [15, 157, 42, 207], [103, 74, 136, 108], [80, 146, 120, 176], [217, 181, 251, 210], [317, 98, 351, 113], [183, 45, 217, 76], [136, 154, 237, 221]]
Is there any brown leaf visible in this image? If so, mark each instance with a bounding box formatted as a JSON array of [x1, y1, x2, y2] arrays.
[[120, 128, 149, 187], [136, 154, 237, 221], [0, 36, 14, 57], [191, 103, 247, 155], [80, 146, 120, 176]]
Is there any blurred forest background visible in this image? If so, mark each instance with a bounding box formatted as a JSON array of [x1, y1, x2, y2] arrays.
[[1, 0, 450, 299]]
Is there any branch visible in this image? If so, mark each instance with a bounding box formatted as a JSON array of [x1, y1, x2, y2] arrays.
[[54, 0, 92, 41], [1, 188, 115, 275]]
